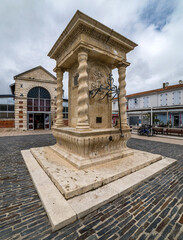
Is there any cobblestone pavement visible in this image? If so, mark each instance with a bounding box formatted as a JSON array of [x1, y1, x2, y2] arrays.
[[132, 134, 183, 146], [0, 135, 183, 240], [0, 130, 52, 137]]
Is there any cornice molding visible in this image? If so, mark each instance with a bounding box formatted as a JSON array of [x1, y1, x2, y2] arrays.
[[117, 61, 130, 68], [48, 11, 137, 59]]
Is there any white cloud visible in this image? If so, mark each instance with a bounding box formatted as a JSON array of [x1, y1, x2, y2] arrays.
[[126, 0, 183, 94], [0, 0, 183, 98]]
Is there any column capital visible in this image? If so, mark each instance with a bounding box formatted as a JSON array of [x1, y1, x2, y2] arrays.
[[54, 66, 65, 73], [117, 61, 130, 69], [77, 46, 90, 55]]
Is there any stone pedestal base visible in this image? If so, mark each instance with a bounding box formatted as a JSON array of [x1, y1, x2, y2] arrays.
[[22, 148, 177, 231], [52, 127, 132, 169], [30, 147, 163, 199]]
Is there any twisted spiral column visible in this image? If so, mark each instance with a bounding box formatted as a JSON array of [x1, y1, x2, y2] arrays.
[[76, 51, 89, 129], [118, 62, 130, 129], [55, 67, 64, 128]]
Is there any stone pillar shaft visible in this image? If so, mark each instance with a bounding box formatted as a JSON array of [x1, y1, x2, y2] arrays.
[[76, 51, 89, 129], [118, 62, 129, 129], [56, 67, 64, 128]]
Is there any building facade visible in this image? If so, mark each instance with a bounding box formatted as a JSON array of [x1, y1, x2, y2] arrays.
[[13, 66, 57, 130], [126, 82, 183, 127], [0, 66, 68, 130]]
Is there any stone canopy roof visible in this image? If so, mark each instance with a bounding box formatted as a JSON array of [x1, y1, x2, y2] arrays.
[[48, 10, 137, 69]]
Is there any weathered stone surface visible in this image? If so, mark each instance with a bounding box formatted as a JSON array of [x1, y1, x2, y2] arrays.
[[48, 11, 137, 168], [30, 146, 163, 199], [22, 143, 176, 232], [51, 128, 132, 169], [21, 149, 76, 231]]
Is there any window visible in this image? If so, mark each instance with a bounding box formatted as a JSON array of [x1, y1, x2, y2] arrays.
[[0, 112, 7, 118], [172, 91, 181, 105], [129, 99, 134, 109], [74, 73, 79, 86], [0, 105, 7, 111], [0, 97, 14, 119], [8, 105, 14, 111], [8, 113, 14, 118], [160, 93, 167, 106], [143, 96, 149, 108], [63, 106, 68, 119], [28, 87, 50, 99], [27, 87, 51, 112]]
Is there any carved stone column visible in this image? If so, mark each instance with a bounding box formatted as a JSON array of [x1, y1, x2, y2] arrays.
[[55, 67, 64, 128], [118, 62, 130, 129], [76, 50, 90, 129]]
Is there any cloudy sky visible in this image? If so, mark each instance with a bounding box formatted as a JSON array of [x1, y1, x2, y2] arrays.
[[0, 0, 183, 97]]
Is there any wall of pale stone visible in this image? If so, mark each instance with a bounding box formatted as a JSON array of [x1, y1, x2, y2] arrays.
[[68, 60, 112, 128], [15, 78, 57, 130], [19, 68, 56, 81]]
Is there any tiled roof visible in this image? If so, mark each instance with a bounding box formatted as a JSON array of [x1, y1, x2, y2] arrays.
[[126, 83, 183, 98]]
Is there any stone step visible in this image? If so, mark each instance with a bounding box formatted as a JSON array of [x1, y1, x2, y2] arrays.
[[21, 149, 176, 231], [21, 150, 76, 232]]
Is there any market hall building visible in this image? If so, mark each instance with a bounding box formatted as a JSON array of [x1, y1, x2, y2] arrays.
[[0, 66, 68, 130]]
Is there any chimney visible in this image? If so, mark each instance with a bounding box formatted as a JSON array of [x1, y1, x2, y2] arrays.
[[163, 83, 166, 88]]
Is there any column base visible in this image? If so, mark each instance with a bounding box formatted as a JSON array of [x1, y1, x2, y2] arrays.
[[122, 124, 130, 130], [56, 120, 64, 128], [51, 127, 132, 169], [76, 122, 90, 130]]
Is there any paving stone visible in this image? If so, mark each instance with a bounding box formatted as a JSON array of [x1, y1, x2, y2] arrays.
[[139, 234, 147, 240], [161, 224, 173, 238], [97, 226, 119, 240], [118, 219, 136, 236], [179, 214, 183, 224], [156, 217, 170, 232], [73, 229, 94, 240], [147, 233, 158, 240], [159, 207, 170, 218], [168, 222, 182, 240], [120, 225, 138, 240], [177, 231, 183, 240], [145, 217, 161, 233], [0, 135, 183, 239], [79, 219, 100, 234], [107, 234, 119, 240], [87, 235, 98, 240]]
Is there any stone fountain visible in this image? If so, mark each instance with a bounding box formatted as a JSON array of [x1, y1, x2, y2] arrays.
[[21, 11, 176, 231]]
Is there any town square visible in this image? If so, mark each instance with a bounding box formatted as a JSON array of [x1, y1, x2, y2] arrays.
[[0, 1, 183, 239]]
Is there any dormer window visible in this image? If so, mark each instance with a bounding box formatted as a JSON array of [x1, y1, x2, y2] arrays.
[[74, 73, 79, 86]]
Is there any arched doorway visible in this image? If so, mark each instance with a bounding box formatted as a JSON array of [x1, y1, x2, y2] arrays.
[[27, 87, 51, 130]]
